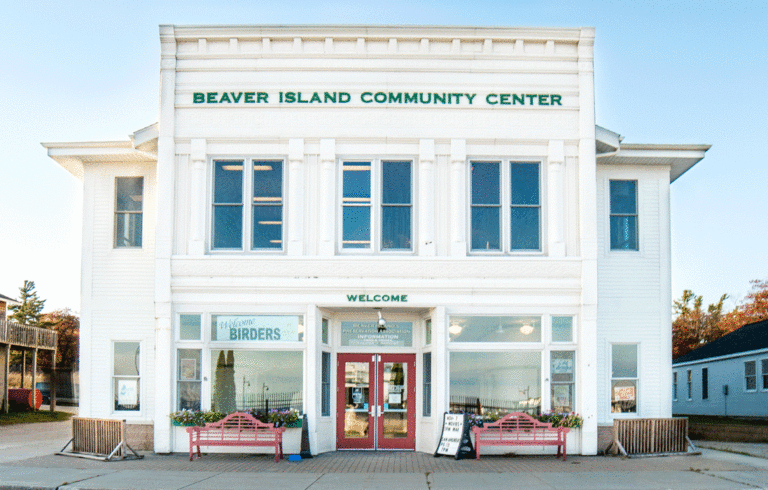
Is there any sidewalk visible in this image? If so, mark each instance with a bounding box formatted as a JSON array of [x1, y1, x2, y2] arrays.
[[1, 420, 767, 490]]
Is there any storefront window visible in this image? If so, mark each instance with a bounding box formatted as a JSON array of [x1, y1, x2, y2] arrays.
[[211, 350, 303, 413], [180, 314, 201, 341], [113, 342, 140, 411], [611, 344, 638, 413], [450, 351, 541, 417], [211, 315, 304, 342], [550, 351, 574, 412], [321, 352, 331, 416], [449, 316, 541, 342], [177, 349, 201, 410], [551, 316, 573, 342]]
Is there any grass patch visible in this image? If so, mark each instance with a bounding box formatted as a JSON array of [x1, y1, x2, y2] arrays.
[[677, 414, 768, 426], [0, 410, 73, 426]]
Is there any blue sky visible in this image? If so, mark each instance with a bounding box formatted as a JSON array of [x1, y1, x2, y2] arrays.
[[1, 1, 766, 311]]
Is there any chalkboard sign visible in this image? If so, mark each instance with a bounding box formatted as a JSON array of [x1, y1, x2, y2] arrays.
[[434, 413, 475, 460]]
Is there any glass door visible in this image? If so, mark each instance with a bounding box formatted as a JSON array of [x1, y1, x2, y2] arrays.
[[336, 353, 415, 450]]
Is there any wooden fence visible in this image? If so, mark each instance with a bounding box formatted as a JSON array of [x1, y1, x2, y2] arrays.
[[58, 417, 142, 461], [611, 418, 695, 456]]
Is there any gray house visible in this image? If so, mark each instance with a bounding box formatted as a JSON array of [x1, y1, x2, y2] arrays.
[[673, 319, 768, 417]]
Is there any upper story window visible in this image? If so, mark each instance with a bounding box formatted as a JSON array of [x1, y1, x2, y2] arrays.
[[212, 159, 284, 251], [745, 360, 757, 391], [114, 177, 143, 247], [609, 180, 638, 250], [341, 160, 412, 252], [470, 161, 540, 252]]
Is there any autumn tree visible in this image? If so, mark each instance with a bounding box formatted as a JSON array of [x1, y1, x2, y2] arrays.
[[672, 289, 728, 359], [719, 279, 768, 334], [9, 280, 46, 326], [39, 309, 79, 370]]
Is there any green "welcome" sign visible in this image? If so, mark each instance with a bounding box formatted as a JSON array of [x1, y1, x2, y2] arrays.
[[346, 294, 408, 303]]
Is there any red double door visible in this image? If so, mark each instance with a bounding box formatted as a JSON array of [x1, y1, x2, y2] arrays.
[[336, 353, 416, 450]]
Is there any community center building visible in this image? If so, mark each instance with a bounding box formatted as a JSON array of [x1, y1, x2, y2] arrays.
[[44, 25, 708, 455]]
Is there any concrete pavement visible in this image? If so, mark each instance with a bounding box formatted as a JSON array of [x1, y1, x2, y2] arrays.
[[1, 416, 768, 489]]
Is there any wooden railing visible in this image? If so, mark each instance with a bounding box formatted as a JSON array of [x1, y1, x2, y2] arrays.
[[0, 320, 57, 350], [611, 418, 693, 456]]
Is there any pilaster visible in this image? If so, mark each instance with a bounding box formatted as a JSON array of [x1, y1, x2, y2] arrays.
[[418, 139, 436, 256]]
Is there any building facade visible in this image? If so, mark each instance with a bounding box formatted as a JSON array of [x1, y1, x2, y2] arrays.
[[44, 25, 708, 455], [673, 319, 768, 417]]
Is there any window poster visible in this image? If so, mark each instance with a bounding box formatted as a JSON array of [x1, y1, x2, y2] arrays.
[[552, 385, 571, 408], [180, 359, 197, 381], [214, 315, 301, 342], [614, 385, 636, 401], [117, 379, 138, 408]]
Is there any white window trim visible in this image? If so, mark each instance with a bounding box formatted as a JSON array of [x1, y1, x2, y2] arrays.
[[467, 159, 545, 255], [744, 360, 757, 392], [208, 156, 287, 254], [337, 157, 416, 254], [111, 340, 143, 417], [609, 342, 640, 418], [606, 177, 640, 254], [686, 369, 692, 401]]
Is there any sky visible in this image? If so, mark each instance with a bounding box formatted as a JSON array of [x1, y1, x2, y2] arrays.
[[1, 1, 766, 313]]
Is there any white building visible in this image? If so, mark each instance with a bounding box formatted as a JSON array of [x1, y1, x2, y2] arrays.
[[44, 25, 708, 455]]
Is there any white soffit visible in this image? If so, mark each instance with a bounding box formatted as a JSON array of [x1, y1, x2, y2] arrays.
[[599, 143, 711, 182], [42, 129, 158, 180]]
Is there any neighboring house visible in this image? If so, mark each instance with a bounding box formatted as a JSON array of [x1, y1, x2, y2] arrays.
[[673, 319, 768, 417], [0, 293, 19, 322], [43, 25, 708, 455]]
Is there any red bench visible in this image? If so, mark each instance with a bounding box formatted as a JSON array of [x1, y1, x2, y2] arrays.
[[472, 412, 570, 461], [186, 412, 285, 462]]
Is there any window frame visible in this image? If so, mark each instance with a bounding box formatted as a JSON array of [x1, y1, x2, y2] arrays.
[[745, 360, 757, 392], [112, 340, 141, 414], [550, 350, 575, 413], [321, 351, 332, 417], [762, 359, 768, 391], [610, 343, 639, 416], [608, 179, 639, 251], [210, 157, 286, 253], [468, 159, 543, 254], [338, 157, 415, 254], [114, 176, 144, 248]]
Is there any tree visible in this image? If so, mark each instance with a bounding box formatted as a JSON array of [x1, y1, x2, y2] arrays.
[[719, 279, 768, 334], [39, 309, 79, 370], [9, 280, 46, 326], [672, 289, 727, 359]]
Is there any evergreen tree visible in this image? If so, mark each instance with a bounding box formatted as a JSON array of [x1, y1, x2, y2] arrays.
[[9, 280, 46, 326]]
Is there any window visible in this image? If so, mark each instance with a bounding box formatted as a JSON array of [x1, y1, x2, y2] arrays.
[[745, 360, 757, 391], [702, 368, 708, 400], [212, 159, 284, 251], [470, 161, 541, 252], [551, 351, 575, 413], [687, 370, 692, 400], [450, 351, 541, 416], [321, 352, 331, 416], [609, 180, 638, 250], [423, 352, 432, 417], [341, 160, 412, 251], [321, 318, 329, 345], [551, 316, 573, 342], [114, 177, 143, 247], [673, 372, 678, 400], [611, 344, 638, 413], [763, 359, 768, 390], [179, 314, 201, 341], [424, 319, 432, 346], [210, 315, 304, 342], [177, 349, 201, 411], [211, 350, 303, 412], [113, 342, 140, 411], [449, 316, 541, 342]]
